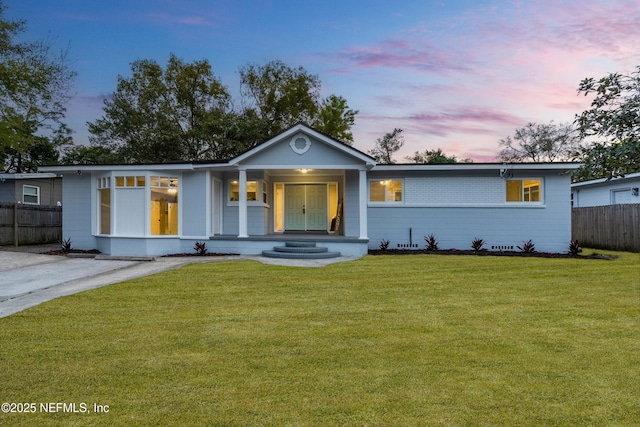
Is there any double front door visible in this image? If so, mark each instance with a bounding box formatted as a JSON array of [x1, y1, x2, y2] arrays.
[[284, 184, 327, 231]]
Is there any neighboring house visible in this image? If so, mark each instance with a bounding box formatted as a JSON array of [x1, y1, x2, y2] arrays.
[[0, 173, 63, 206], [571, 172, 640, 207], [41, 123, 580, 257]]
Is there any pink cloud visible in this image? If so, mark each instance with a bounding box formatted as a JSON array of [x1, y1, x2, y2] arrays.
[[325, 37, 472, 74], [144, 13, 217, 27], [358, 106, 524, 140]]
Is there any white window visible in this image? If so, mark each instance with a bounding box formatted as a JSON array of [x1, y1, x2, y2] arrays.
[[230, 180, 266, 203], [150, 176, 179, 235], [506, 179, 542, 202], [23, 185, 40, 205], [97, 177, 111, 234], [369, 179, 403, 203], [96, 174, 179, 236]]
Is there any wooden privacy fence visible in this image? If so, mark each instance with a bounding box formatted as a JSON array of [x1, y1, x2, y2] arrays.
[[572, 204, 640, 252], [0, 202, 62, 246]]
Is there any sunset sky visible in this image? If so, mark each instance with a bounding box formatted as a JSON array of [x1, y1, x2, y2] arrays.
[[6, 0, 639, 162]]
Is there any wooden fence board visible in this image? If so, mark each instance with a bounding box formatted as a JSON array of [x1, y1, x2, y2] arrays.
[[0, 202, 62, 246], [572, 204, 640, 252]]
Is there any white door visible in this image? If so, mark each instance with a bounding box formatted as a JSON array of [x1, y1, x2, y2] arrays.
[[284, 184, 328, 231]]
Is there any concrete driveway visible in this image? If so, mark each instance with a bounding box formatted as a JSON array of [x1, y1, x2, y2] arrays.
[[0, 251, 192, 318], [0, 248, 357, 318]]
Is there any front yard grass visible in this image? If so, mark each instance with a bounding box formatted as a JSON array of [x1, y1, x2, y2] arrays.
[[0, 249, 638, 426]]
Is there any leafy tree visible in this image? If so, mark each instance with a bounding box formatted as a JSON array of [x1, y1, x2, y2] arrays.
[[312, 94, 357, 144], [0, 1, 75, 172], [61, 145, 121, 165], [239, 60, 320, 141], [498, 122, 581, 163], [574, 66, 640, 179], [405, 148, 470, 163], [84, 58, 359, 164], [239, 60, 357, 145], [88, 54, 233, 163], [368, 128, 404, 164]]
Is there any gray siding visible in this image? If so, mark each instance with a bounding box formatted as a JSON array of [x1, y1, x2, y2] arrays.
[[181, 171, 209, 237], [367, 172, 572, 253], [572, 176, 640, 207], [241, 134, 364, 168], [0, 178, 62, 205], [343, 170, 360, 237], [62, 174, 96, 250]]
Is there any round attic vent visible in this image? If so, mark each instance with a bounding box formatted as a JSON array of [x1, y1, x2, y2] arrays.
[[290, 134, 311, 155]]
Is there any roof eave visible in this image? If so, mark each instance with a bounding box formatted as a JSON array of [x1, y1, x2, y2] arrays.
[[371, 162, 583, 172]]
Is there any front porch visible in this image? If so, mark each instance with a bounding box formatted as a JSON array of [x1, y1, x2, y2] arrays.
[[208, 234, 369, 258]]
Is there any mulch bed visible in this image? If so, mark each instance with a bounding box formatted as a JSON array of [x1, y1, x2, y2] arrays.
[[38, 247, 615, 260], [44, 249, 101, 256], [162, 253, 240, 257], [42, 249, 239, 258], [368, 249, 616, 260]]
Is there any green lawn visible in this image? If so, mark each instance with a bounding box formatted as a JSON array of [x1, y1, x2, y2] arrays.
[[1, 250, 638, 426]]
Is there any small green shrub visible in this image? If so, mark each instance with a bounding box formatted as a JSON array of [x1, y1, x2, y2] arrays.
[[424, 234, 439, 251]]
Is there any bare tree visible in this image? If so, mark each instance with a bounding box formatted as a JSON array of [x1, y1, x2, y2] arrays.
[[498, 122, 581, 163], [368, 128, 404, 164]]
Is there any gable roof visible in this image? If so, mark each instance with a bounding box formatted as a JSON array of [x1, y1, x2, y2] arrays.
[[228, 122, 376, 168]]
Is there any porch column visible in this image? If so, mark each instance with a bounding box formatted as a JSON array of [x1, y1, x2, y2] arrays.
[[359, 168, 368, 239], [238, 167, 248, 238]]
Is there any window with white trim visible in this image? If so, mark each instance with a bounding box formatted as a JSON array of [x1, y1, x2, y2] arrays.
[[369, 179, 403, 202], [150, 176, 179, 235], [97, 177, 111, 234], [96, 174, 179, 236], [230, 180, 266, 202], [23, 185, 40, 204], [506, 179, 542, 202]]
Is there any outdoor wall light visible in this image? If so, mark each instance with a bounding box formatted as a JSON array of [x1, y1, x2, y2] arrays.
[[632, 187, 639, 196]]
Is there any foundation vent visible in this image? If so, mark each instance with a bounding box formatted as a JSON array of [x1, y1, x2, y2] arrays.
[[491, 245, 515, 251]]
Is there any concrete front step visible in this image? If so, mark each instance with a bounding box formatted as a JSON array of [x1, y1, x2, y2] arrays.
[[284, 241, 317, 248], [261, 241, 341, 259], [261, 250, 342, 259], [273, 245, 329, 253]]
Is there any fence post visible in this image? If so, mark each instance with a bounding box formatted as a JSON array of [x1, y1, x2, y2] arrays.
[[13, 202, 18, 247]]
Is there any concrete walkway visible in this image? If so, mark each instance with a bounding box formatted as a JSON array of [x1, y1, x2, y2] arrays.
[[0, 247, 357, 318]]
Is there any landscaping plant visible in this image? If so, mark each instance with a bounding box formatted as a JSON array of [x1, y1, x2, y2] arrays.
[[471, 237, 485, 251], [424, 233, 439, 250], [517, 239, 536, 253], [60, 237, 72, 253], [193, 241, 208, 256], [379, 239, 390, 250], [568, 239, 582, 255]]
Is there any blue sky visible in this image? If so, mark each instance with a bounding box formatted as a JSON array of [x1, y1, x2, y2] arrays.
[[6, 0, 639, 161]]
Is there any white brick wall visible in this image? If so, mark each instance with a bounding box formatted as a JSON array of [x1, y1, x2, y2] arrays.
[[405, 177, 504, 205]]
